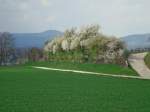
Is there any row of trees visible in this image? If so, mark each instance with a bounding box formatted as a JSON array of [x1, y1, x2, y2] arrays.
[[15, 48, 44, 64], [0, 32, 44, 65], [44, 25, 127, 66], [0, 25, 128, 66]]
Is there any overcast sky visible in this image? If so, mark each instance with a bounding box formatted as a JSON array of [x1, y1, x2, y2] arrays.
[[0, 0, 150, 37]]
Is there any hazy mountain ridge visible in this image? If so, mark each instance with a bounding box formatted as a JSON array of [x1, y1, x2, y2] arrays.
[[122, 33, 150, 50], [12, 30, 63, 48], [11, 30, 150, 50]]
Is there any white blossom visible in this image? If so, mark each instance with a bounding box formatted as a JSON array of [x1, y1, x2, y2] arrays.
[[70, 38, 80, 50], [61, 39, 70, 51]]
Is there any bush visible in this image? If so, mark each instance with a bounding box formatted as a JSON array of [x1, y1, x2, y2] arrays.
[[44, 25, 126, 65], [145, 52, 150, 68]]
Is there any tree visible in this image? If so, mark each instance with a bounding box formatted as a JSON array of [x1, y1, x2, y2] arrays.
[[44, 25, 126, 65], [28, 47, 43, 62], [79, 24, 100, 41], [0, 32, 14, 65]]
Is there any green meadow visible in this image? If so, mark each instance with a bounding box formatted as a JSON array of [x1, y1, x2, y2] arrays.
[[0, 64, 150, 112]]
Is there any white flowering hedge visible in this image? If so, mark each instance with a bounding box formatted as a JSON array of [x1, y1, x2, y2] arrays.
[[44, 25, 126, 65]]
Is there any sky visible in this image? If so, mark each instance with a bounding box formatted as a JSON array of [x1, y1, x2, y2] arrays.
[[0, 0, 150, 37]]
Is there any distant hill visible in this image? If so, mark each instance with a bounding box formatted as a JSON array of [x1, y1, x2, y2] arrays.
[[12, 30, 63, 48], [122, 33, 150, 50], [12, 31, 150, 50]]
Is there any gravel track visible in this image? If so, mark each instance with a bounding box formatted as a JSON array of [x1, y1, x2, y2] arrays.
[[128, 52, 150, 79]]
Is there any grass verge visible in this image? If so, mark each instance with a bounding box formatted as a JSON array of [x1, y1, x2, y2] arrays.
[[26, 61, 138, 76]]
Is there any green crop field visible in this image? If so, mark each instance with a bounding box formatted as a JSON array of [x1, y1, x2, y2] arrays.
[[145, 52, 150, 69], [27, 61, 138, 76], [0, 65, 150, 112]]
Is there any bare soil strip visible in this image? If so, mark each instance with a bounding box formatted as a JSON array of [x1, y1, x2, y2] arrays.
[[128, 53, 150, 79], [33, 66, 150, 80]]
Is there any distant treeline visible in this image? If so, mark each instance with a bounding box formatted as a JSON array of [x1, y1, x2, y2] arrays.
[[0, 32, 44, 65], [3, 25, 148, 66], [129, 48, 150, 53]]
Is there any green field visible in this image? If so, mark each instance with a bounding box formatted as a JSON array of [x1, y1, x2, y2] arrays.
[[27, 61, 138, 76], [145, 52, 150, 69], [0, 66, 150, 112]]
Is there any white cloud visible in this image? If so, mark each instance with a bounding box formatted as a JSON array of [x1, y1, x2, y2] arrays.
[[41, 0, 51, 7], [46, 16, 56, 23], [0, 0, 150, 36], [19, 2, 29, 10]]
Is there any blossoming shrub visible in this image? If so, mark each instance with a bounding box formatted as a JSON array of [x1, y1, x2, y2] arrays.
[[44, 25, 126, 66]]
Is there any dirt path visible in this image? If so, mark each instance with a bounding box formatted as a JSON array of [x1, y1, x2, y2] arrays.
[[128, 52, 150, 79], [32, 66, 149, 80]]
